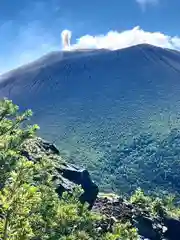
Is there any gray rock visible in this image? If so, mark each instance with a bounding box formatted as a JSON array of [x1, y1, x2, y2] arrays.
[[21, 137, 98, 209]]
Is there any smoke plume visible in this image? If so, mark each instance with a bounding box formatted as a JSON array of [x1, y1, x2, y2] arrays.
[[61, 30, 72, 49]]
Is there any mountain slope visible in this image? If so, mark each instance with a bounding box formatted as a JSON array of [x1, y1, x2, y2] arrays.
[[1, 44, 180, 194]]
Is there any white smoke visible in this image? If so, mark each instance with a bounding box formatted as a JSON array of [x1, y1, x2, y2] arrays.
[[61, 30, 72, 50]]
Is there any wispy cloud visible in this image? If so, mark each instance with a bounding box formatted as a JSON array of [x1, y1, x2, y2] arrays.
[[69, 26, 180, 51], [136, 0, 159, 10]]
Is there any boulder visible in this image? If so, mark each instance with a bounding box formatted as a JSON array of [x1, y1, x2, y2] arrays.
[[55, 163, 99, 209], [21, 137, 98, 209]]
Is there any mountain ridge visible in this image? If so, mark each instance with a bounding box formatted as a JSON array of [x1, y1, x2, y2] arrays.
[[1, 43, 180, 82]]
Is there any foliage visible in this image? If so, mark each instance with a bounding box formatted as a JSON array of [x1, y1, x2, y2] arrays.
[[94, 130, 180, 198], [130, 188, 180, 219], [130, 188, 152, 210], [0, 99, 39, 189], [0, 98, 138, 240], [103, 222, 138, 240], [62, 126, 180, 199]]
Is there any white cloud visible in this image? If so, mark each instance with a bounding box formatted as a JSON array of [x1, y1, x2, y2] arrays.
[[136, 0, 159, 10], [67, 26, 180, 51]]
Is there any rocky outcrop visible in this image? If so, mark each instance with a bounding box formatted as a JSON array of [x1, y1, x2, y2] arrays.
[[53, 163, 98, 209], [21, 137, 98, 210], [93, 196, 180, 240]]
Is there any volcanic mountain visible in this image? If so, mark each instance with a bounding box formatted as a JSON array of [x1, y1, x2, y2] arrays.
[[1, 44, 180, 194]]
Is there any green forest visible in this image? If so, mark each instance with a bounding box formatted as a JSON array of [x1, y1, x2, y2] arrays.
[[97, 129, 180, 197], [65, 124, 180, 198]]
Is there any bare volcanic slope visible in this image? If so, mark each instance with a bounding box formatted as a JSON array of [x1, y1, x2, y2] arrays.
[[1, 44, 180, 194]]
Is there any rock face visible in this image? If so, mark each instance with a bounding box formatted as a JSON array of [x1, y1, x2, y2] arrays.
[[93, 196, 180, 240], [56, 164, 99, 209], [21, 137, 99, 210]]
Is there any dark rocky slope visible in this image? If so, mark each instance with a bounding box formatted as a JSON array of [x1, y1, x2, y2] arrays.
[[93, 196, 180, 240]]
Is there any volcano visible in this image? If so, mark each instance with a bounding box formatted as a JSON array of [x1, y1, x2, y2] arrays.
[[1, 44, 180, 191]]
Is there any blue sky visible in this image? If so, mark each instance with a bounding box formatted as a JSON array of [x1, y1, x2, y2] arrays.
[[0, 0, 180, 73]]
